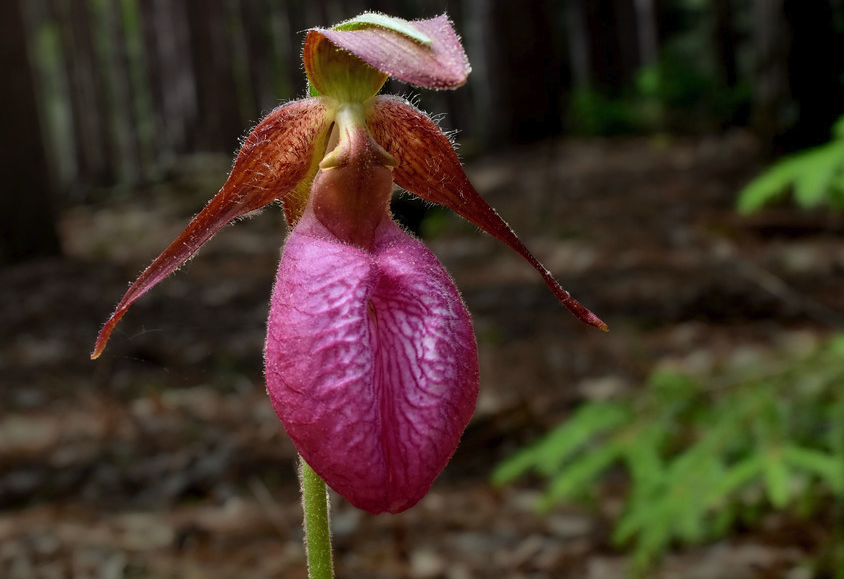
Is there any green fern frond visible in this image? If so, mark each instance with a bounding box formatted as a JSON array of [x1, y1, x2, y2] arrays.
[[493, 333, 844, 574], [491, 402, 630, 485], [737, 115, 844, 213], [762, 446, 791, 508], [737, 155, 806, 213], [541, 439, 626, 508], [782, 445, 844, 493]]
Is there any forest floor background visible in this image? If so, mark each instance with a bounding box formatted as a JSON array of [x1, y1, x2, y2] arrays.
[[2, 132, 843, 579]]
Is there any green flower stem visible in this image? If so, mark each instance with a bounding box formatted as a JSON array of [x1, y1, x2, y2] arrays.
[[300, 455, 334, 579]]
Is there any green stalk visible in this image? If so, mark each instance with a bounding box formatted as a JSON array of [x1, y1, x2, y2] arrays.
[[299, 455, 334, 579]]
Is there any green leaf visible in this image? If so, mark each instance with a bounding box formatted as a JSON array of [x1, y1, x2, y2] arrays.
[[540, 441, 624, 508], [646, 370, 698, 405], [630, 523, 672, 577], [534, 403, 630, 477], [762, 447, 791, 508], [832, 115, 844, 139], [624, 427, 665, 502], [614, 487, 679, 549], [492, 403, 630, 485], [491, 445, 540, 486], [828, 333, 844, 356], [675, 462, 726, 542], [333, 12, 433, 45], [792, 143, 844, 208], [737, 125, 844, 213], [737, 156, 802, 214], [709, 455, 766, 501], [782, 445, 844, 493]]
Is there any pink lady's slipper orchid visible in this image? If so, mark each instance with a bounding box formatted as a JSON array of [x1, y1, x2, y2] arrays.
[[92, 13, 606, 514]]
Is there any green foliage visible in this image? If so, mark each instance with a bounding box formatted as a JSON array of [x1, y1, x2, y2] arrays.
[[567, 50, 749, 136], [738, 117, 844, 213], [633, 52, 750, 133], [567, 3, 751, 138], [493, 334, 844, 575], [567, 88, 644, 136]]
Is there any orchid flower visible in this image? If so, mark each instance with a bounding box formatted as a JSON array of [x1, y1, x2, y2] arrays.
[[92, 13, 606, 515]]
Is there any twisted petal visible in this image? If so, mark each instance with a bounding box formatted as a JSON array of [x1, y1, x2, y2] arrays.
[[265, 207, 479, 514], [92, 98, 332, 358], [367, 96, 608, 332]]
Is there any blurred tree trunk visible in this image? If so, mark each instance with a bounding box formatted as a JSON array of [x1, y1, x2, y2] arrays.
[[0, 0, 62, 265], [279, 1, 310, 98], [140, 0, 198, 159], [752, 0, 844, 154], [750, 0, 789, 153], [782, 0, 844, 150], [713, 0, 738, 88], [580, 0, 641, 94], [54, 0, 115, 187], [633, 0, 658, 66], [569, 0, 656, 92], [101, 0, 142, 185], [566, 0, 591, 88], [186, 0, 245, 154], [485, 0, 565, 144], [240, 0, 277, 115]]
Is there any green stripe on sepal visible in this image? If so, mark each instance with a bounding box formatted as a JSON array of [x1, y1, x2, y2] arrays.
[[333, 12, 433, 45]]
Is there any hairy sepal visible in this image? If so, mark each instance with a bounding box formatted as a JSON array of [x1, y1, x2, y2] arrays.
[[92, 98, 332, 358], [307, 14, 470, 90], [265, 207, 479, 514], [366, 96, 608, 332]]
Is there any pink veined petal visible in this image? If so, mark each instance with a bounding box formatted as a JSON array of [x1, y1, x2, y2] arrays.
[[366, 95, 608, 332], [307, 14, 470, 90], [92, 98, 331, 359], [265, 206, 479, 514]]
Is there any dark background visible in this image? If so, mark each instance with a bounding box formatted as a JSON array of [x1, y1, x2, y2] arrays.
[[5, 0, 844, 262], [1, 1, 843, 577]]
